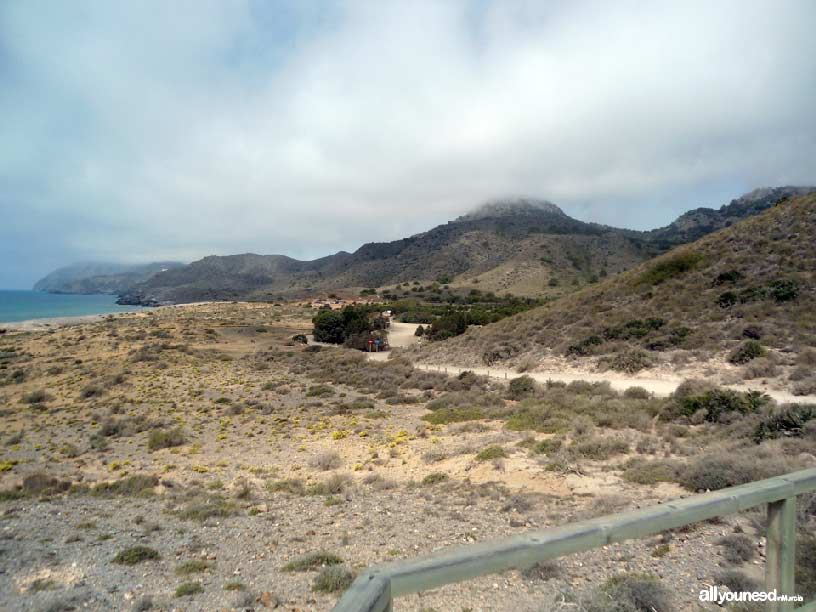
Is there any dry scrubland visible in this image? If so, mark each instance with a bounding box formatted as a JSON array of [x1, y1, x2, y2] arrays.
[[414, 194, 816, 397], [0, 302, 815, 611]]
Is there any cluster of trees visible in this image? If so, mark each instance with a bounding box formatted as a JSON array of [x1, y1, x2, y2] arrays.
[[312, 305, 387, 350], [398, 294, 543, 341]]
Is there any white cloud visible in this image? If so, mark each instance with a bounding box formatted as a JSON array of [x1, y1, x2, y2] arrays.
[[1, 0, 815, 286]]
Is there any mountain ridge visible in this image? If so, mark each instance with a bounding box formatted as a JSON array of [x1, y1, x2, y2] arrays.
[[33, 261, 184, 295], [36, 188, 814, 305], [413, 191, 816, 391]]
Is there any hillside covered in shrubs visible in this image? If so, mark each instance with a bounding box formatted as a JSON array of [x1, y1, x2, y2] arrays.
[[415, 193, 816, 393]]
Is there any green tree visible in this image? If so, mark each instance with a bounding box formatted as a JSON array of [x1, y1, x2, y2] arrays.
[[312, 310, 346, 344]]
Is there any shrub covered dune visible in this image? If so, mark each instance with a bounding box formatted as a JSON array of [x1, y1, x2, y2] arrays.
[[415, 193, 816, 390]]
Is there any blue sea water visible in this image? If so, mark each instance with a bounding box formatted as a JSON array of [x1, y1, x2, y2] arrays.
[[0, 290, 146, 323]]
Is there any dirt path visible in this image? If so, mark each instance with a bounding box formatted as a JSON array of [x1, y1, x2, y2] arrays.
[[364, 322, 813, 403], [412, 362, 816, 403], [367, 321, 420, 361]]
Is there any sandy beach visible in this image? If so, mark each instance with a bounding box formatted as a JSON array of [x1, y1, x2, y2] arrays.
[[0, 301, 222, 332]]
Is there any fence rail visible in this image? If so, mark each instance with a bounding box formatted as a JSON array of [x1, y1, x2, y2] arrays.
[[333, 468, 816, 612]]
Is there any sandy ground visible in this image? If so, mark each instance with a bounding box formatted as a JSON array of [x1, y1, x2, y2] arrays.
[[367, 321, 420, 361], [0, 302, 218, 332], [0, 312, 140, 332], [2, 302, 811, 610], [411, 363, 816, 404]]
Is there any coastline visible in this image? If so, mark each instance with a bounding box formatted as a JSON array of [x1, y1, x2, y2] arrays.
[[0, 310, 146, 332], [0, 301, 218, 332]]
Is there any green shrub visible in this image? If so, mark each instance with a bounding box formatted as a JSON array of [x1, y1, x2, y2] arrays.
[[507, 375, 536, 400], [566, 335, 603, 357], [306, 474, 349, 496], [422, 472, 448, 486], [90, 474, 158, 497], [637, 251, 703, 286], [306, 385, 334, 397], [175, 560, 212, 575], [80, 384, 103, 399], [768, 279, 800, 302], [312, 565, 355, 593], [572, 437, 629, 460], [475, 446, 508, 461], [267, 478, 306, 495], [714, 270, 743, 285], [422, 407, 485, 425], [532, 438, 563, 455], [147, 427, 186, 451], [174, 493, 236, 521], [282, 551, 343, 572], [312, 310, 346, 344], [22, 390, 51, 404], [603, 318, 665, 340], [506, 407, 569, 433], [716, 291, 738, 308], [729, 340, 765, 365], [753, 404, 816, 442], [223, 581, 246, 591], [113, 546, 160, 565], [675, 389, 767, 423], [624, 387, 652, 400], [679, 451, 795, 491], [20, 473, 72, 496], [622, 458, 682, 485], [599, 351, 653, 374], [175, 582, 203, 597]]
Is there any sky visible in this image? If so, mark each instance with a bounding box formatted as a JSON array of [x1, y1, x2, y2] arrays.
[[2, 1, 815, 289]]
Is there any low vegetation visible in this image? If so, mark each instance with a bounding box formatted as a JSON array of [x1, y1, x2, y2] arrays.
[[282, 551, 343, 572], [585, 573, 673, 612], [416, 193, 816, 377], [112, 546, 160, 565]]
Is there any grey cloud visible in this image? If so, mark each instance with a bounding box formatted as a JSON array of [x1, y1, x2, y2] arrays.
[[1, 0, 815, 287]]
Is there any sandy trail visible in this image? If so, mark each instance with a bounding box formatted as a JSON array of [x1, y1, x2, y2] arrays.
[[375, 322, 816, 404], [367, 321, 420, 361], [412, 363, 816, 404]]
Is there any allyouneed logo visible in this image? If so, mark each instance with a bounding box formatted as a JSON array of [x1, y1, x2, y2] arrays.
[[699, 586, 803, 605]]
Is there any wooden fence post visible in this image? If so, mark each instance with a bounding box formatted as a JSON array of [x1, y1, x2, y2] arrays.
[[766, 497, 796, 612]]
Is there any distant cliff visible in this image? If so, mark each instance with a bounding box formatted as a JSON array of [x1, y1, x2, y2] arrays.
[[33, 261, 184, 295]]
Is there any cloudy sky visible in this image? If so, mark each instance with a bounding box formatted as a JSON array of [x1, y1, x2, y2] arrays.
[[2, 0, 815, 288]]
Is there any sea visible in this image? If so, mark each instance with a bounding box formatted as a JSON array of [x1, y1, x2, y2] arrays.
[[0, 290, 147, 324]]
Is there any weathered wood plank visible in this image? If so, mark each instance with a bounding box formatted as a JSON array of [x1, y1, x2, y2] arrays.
[[332, 468, 816, 611], [766, 497, 796, 612]]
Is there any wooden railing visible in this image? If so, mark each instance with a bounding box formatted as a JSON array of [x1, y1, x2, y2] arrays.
[[332, 468, 816, 612]]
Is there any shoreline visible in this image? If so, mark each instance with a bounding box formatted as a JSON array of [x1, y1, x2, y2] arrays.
[[0, 301, 221, 332], [0, 310, 147, 332]]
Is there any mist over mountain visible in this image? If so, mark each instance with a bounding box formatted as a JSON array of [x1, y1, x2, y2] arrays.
[[106, 187, 813, 306], [33, 262, 184, 295], [415, 191, 816, 376]]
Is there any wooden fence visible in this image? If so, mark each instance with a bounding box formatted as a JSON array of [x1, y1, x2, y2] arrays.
[[332, 468, 816, 612]]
